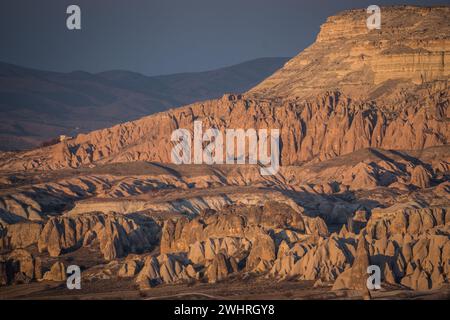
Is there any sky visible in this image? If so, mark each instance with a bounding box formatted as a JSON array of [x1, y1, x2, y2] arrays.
[[0, 0, 448, 76]]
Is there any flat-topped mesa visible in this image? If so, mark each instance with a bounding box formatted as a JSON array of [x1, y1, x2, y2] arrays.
[[248, 6, 450, 101]]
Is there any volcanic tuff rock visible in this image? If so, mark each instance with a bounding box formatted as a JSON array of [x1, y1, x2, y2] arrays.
[[340, 206, 450, 291], [159, 202, 328, 255], [332, 237, 372, 298], [0, 6, 449, 298], [205, 252, 239, 283], [130, 203, 450, 290], [135, 253, 199, 289], [249, 6, 450, 101], [42, 262, 66, 282], [0, 7, 448, 171], [0, 146, 447, 229], [37, 212, 159, 260], [0, 58, 289, 151], [0, 249, 42, 285]]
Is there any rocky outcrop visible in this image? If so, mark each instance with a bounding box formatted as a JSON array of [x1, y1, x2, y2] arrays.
[[0, 8, 448, 171], [331, 205, 450, 292], [332, 237, 372, 298], [0, 222, 42, 251], [366, 206, 448, 238], [246, 233, 276, 272], [146, 202, 329, 285], [118, 256, 143, 278], [0, 195, 43, 221], [1, 89, 447, 171], [269, 236, 353, 282], [205, 253, 238, 283], [188, 237, 251, 266], [249, 6, 450, 101], [43, 262, 66, 282], [37, 213, 159, 260], [160, 202, 328, 255], [0, 249, 42, 285], [135, 254, 198, 289], [0, 6, 448, 299]]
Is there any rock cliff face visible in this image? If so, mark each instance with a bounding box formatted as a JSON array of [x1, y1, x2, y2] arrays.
[[0, 7, 448, 171], [249, 6, 450, 100], [1, 89, 447, 170]]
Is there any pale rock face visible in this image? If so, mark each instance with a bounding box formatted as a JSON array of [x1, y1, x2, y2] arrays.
[[0, 195, 43, 222], [409, 165, 432, 189], [246, 233, 276, 272], [160, 203, 328, 256], [188, 237, 251, 265], [118, 259, 142, 278], [366, 206, 448, 238], [135, 256, 161, 289], [0, 6, 448, 297], [37, 213, 158, 260], [288, 237, 351, 282], [330, 205, 450, 292], [154, 201, 330, 283], [43, 262, 66, 282], [0, 222, 42, 250], [0, 249, 42, 286], [249, 6, 450, 101], [332, 237, 372, 298]]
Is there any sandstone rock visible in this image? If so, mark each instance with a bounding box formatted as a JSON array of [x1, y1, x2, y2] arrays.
[[188, 237, 250, 265], [270, 252, 296, 278], [158, 254, 193, 284], [0, 7, 448, 173], [161, 202, 326, 256]]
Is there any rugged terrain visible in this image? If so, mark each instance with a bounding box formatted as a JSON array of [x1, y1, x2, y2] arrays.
[[0, 57, 288, 151], [0, 6, 449, 300]]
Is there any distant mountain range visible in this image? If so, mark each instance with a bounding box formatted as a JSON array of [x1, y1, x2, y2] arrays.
[[0, 57, 289, 150]]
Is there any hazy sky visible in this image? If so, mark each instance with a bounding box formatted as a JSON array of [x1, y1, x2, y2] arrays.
[[0, 0, 448, 75]]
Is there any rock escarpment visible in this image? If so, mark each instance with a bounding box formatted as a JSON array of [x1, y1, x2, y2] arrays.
[[0, 6, 448, 299]]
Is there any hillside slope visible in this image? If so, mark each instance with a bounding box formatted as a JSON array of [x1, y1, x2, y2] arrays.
[[0, 57, 289, 150]]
